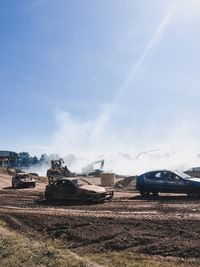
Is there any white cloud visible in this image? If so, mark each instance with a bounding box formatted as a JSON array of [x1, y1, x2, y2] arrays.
[[174, 0, 200, 19]]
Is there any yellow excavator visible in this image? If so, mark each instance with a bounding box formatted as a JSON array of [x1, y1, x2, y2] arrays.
[[87, 159, 104, 177], [46, 159, 74, 184]]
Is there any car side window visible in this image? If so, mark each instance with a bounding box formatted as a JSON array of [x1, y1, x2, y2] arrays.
[[56, 180, 75, 189], [155, 172, 162, 179], [64, 180, 76, 189], [57, 180, 64, 186], [145, 172, 162, 180], [163, 172, 179, 182]]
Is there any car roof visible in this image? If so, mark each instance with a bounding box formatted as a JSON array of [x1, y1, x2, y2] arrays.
[[142, 169, 173, 174], [56, 177, 83, 181], [139, 169, 182, 176], [15, 173, 30, 175], [140, 169, 190, 178]]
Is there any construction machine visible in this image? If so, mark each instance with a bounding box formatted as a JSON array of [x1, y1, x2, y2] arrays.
[[46, 159, 74, 184], [87, 159, 104, 176]]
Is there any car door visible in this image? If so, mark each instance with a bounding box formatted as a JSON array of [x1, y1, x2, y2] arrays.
[[57, 180, 76, 199], [144, 171, 163, 192], [160, 171, 185, 193], [13, 175, 19, 186]]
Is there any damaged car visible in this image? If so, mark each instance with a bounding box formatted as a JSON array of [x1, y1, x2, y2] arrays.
[[136, 170, 200, 197], [12, 173, 36, 188], [45, 177, 113, 203]]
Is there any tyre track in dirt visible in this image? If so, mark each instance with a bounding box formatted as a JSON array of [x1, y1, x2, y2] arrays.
[[1, 173, 200, 262]]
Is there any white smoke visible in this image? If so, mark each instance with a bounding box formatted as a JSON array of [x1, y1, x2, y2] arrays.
[[23, 0, 200, 176], [27, 111, 200, 176]]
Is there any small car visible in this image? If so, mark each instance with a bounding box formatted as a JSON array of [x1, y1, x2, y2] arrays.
[[45, 177, 113, 202], [136, 170, 200, 197], [12, 173, 36, 188]]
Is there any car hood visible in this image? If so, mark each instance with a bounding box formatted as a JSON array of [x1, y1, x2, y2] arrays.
[[185, 177, 200, 183], [20, 178, 36, 182], [80, 185, 106, 193]]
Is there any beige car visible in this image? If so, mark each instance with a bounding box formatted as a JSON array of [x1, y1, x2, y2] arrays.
[[12, 173, 36, 188], [45, 178, 113, 203]]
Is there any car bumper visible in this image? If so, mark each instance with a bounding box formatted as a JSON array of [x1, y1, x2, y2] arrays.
[[91, 191, 114, 202], [41, 190, 114, 203], [20, 182, 35, 187]]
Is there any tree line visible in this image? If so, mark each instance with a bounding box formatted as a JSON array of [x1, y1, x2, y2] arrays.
[[14, 152, 60, 168]]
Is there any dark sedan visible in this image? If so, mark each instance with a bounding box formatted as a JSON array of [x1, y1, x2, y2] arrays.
[[136, 170, 200, 197]]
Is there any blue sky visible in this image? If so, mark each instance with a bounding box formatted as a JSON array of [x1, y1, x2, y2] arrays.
[[1, 0, 200, 173]]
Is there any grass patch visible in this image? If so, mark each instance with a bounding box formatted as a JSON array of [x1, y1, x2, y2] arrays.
[[0, 220, 90, 267], [0, 219, 7, 227], [0, 236, 87, 267], [1, 219, 198, 267], [86, 251, 196, 267]]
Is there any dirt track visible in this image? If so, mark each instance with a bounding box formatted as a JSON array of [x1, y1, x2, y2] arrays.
[[1, 174, 200, 264]]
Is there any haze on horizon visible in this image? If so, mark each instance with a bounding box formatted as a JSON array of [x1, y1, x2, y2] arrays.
[[1, 0, 200, 174]]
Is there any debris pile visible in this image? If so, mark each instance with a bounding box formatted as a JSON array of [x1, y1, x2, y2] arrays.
[[114, 176, 136, 188]]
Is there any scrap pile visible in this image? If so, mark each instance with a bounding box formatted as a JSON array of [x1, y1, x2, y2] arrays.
[[114, 176, 136, 188]]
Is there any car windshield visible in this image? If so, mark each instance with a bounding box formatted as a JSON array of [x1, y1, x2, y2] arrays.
[[72, 179, 91, 187], [174, 170, 191, 179], [20, 175, 29, 178]]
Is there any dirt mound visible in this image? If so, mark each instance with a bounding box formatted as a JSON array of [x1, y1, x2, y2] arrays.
[[1, 179, 200, 264], [1, 211, 200, 261], [114, 176, 136, 188]]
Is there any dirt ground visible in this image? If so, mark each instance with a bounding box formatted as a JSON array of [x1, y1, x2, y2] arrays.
[[1, 173, 200, 265]]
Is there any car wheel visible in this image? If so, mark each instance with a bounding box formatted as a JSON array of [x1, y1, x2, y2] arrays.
[[152, 191, 159, 197], [45, 193, 52, 202], [140, 190, 150, 197], [187, 192, 197, 198]]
